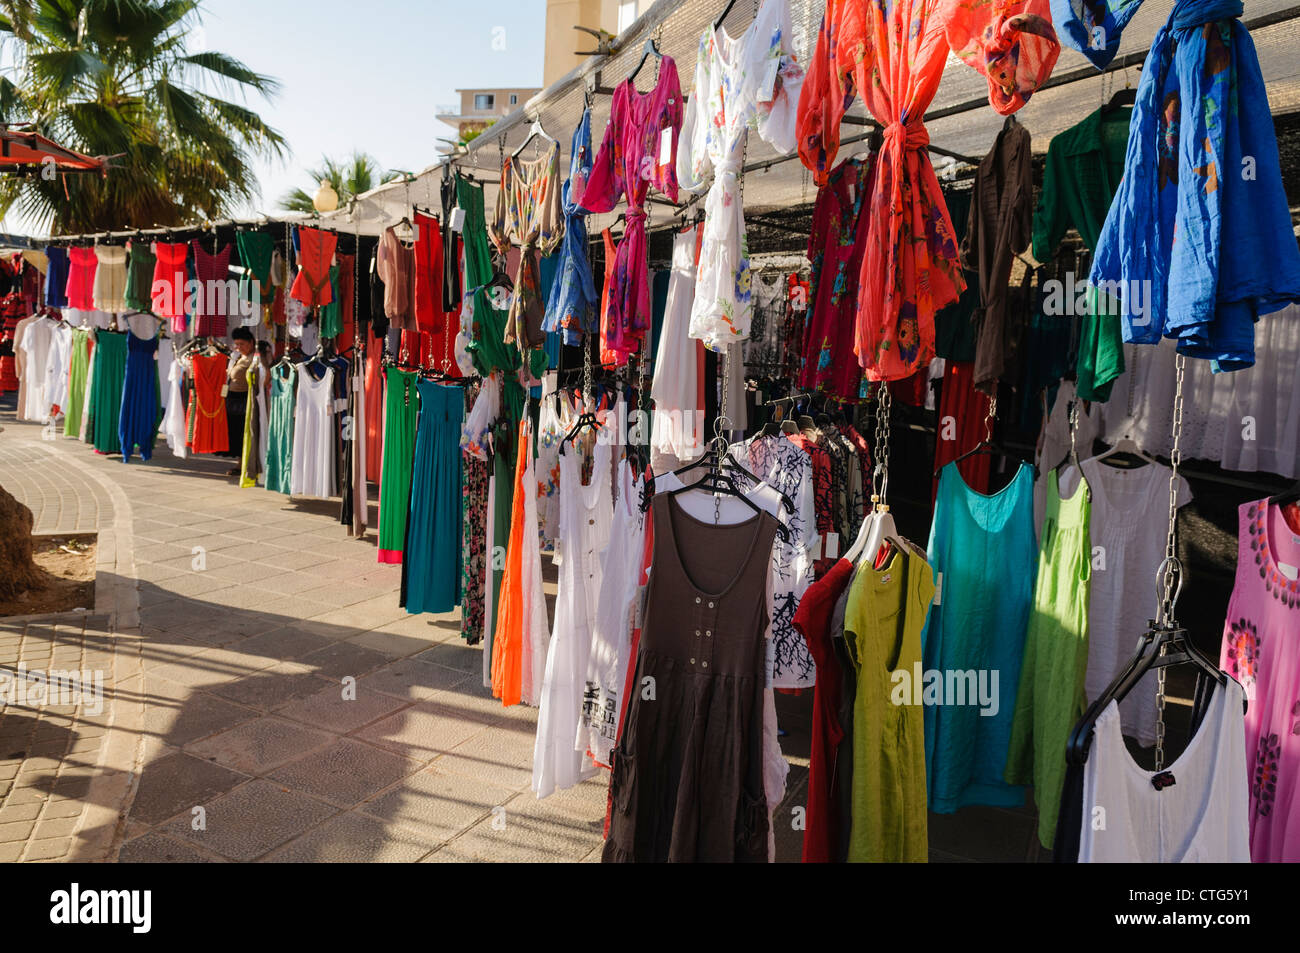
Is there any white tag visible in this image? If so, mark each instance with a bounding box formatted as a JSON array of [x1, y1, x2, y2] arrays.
[[220, 383, 229, 397], [659, 126, 673, 167], [825, 532, 839, 559], [758, 55, 781, 104], [352, 374, 362, 393], [633, 583, 647, 629], [1279, 562, 1299, 582], [333, 397, 348, 413], [449, 207, 466, 232], [933, 571, 942, 606], [764, 638, 774, 688], [411, 222, 419, 241]]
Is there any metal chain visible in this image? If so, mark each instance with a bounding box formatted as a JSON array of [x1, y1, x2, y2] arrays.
[[872, 383, 891, 507], [1153, 353, 1187, 772], [1068, 396, 1080, 468], [582, 330, 593, 410]]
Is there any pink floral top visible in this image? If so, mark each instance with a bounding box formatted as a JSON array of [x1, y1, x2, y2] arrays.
[[577, 56, 683, 360]]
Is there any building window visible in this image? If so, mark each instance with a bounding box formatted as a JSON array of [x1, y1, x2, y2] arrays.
[[509, 94, 518, 105], [617, 0, 636, 33], [474, 93, 495, 110]]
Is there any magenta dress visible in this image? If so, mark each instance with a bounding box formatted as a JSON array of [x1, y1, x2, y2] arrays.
[[66, 247, 98, 311], [1220, 498, 1300, 862], [576, 57, 682, 360]]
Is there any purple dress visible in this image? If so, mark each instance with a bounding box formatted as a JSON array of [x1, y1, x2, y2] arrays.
[[576, 57, 682, 361], [1220, 498, 1300, 862]]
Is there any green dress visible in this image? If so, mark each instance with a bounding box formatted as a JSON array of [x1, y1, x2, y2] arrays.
[[1004, 470, 1092, 849], [63, 327, 92, 437], [124, 243, 156, 313], [844, 541, 935, 862], [88, 329, 128, 455], [378, 367, 419, 561], [265, 363, 295, 495], [318, 265, 342, 339]]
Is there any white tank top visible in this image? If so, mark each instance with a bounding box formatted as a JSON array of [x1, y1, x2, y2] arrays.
[[289, 365, 336, 499], [1079, 676, 1250, 862]]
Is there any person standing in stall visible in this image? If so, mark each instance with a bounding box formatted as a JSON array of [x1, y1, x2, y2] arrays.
[[223, 326, 256, 474]]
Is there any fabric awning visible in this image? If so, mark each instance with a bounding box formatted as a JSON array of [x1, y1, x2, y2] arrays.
[[0, 128, 109, 174]]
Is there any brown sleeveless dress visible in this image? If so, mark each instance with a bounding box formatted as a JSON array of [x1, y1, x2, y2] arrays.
[[603, 493, 778, 863]]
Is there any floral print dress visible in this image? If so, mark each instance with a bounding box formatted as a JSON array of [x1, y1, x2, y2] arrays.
[[1219, 498, 1300, 862], [543, 110, 599, 346], [677, 0, 804, 351]]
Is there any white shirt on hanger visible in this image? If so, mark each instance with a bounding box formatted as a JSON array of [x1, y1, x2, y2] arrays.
[[289, 365, 336, 498]]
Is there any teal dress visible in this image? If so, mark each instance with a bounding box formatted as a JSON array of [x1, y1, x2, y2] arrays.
[[402, 380, 465, 614], [89, 330, 128, 455], [265, 364, 295, 495], [923, 463, 1037, 812]]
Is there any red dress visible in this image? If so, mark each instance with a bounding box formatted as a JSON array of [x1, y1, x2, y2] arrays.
[[152, 242, 189, 328], [191, 242, 232, 338], [791, 557, 856, 863], [186, 353, 229, 453], [412, 211, 443, 333], [291, 227, 337, 307], [66, 247, 98, 310]]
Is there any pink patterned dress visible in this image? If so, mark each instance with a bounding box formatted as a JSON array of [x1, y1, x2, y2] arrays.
[[576, 56, 683, 362], [1220, 498, 1300, 862]]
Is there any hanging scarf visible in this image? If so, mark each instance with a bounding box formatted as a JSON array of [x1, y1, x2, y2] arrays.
[[1090, 0, 1300, 371], [1051, 0, 1146, 69], [941, 0, 1061, 114]]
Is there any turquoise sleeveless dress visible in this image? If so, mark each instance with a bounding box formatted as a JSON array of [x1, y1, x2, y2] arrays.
[[265, 363, 295, 495], [923, 462, 1037, 812]]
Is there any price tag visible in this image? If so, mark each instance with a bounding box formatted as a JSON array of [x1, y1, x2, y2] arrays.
[[352, 374, 362, 393], [1279, 562, 1299, 582], [933, 571, 943, 606], [220, 384, 229, 397], [449, 207, 466, 232], [659, 126, 673, 167], [333, 397, 348, 413], [824, 532, 839, 559]]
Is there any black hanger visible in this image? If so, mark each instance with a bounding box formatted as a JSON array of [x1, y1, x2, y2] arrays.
[[627, 36, 662, 85], [1102, 85, 1137, 115], [1268, 479, 1300, 507], [666, 467, 791, 543], [669, 441, 794, 514], [1065, 621, 1228, 766], [714, 0, 738, 28]]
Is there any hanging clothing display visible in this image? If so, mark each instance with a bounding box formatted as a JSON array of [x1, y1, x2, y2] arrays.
[[844, 538, 936, 862], [289, 365, 336, 498], [577, 54, 683, 359], [91, 246, 127, 313], [1220, 498, 1300, 862], [1091, 0, 1300, 370], [265, 363, 296, 495], [491, 140, 563, 349], [1052, 0, 1144, 69], [118, 329, 160, 463], [291, 227, 338, 310], [544, 109, 599, 345], [533, 440, 612, 799], [16, 314, 55, 422], [1074, 677, 1250, 862], [605, 495, 779, 862], [186, 352, 229, 454], [925, 462, 1036, 811], [412, 211, 444, 334], [236, 230, 275, 306], [159, 343, 187, 459], [378, 367, 419, 563], [797, 0, 966, 382], [63, 327, 92, 438], [88, 329, 127, 455], [190, 243, 232, 338], [404, 380, 465, 614], [1004, 471, 1092, 850], [461, 388, 490, 645], [677, 0, 803, 351]]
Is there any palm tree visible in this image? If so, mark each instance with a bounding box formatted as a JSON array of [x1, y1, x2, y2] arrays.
[[278, 152, 391, 214], [0, 0, 287, 233]]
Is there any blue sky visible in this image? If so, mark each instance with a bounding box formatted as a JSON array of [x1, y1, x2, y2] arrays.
[[198, 0, 546, 216]]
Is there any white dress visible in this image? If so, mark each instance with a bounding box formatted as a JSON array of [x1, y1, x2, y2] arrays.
[[677, 0, 803, 350], [161, 346, 188, 458], [1079, 677, 1249, 862], [650, 228, 704, 471], [44, 320, 72, 420], [12, 315, 36, 421], [728, 433, 817, 688], [518, 422, 552, 708], [579, 460, 648, 768], [1058, 459, 1191, 747], [533, 440, 612, 799], [17, 315, 56, 423], [289, 365, 336, 498]]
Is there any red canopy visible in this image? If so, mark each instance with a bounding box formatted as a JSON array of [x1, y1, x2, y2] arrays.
[[0, 128, 108, 174]]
